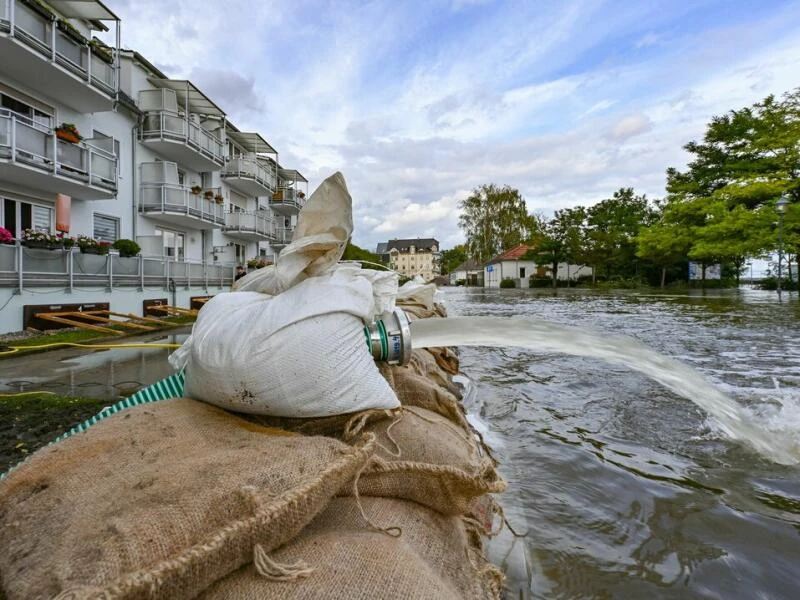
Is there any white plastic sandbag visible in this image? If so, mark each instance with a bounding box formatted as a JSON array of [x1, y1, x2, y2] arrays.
[[169, 172, 400, 417]]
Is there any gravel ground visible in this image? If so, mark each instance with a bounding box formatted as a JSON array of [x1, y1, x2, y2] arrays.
[[0, 328, 81, 344]]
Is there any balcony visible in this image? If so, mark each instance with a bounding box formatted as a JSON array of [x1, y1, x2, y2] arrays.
[[139, 183, 225, 229], [0, 242, 233, 291], [140, 111, 225, 172], [270, 187, 305, 216], [222, 210, 276, 242], [272, 227, 293, 248], [0, 109, 117, 198], [0, 0, 118, 112], [221, 156, 277, 196]]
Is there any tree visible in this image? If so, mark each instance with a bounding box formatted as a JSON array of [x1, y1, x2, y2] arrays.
[[665, 89, 800, 276], [440, 244, 467, 274], [342, 241, 380, 264], [457, 184, 535, 263], [584, 188, 654, 280], [533, 207, 587, 287]]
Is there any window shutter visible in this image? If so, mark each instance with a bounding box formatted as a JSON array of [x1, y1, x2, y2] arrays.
[[93, 214, 119, 242]]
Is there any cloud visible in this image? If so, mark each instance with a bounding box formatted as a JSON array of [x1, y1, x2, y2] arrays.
[[96, 0, 800, 252], [608, 113, 654, 140], [186, 68, 266, 118]]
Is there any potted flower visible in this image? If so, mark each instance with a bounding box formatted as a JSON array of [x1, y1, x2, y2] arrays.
[[0, 226, 13, 245], [22, 228, 58, 249], [55, 123, 82, 143], [191, 185, 202, 196], [246, 257, 273, 270], [98, 241, 113, 255], [204, 190, 215, 200], [76, 235, 100, 254], [214, 193, 225, 205]]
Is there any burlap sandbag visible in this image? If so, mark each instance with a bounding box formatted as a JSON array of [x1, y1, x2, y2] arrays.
[[341, 406, 506, 515], [0, 398, 375, 600], [198, 496, 504, 600]]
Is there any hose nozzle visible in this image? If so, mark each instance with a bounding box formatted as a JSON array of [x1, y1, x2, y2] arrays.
[[365, 308, 411, 365]]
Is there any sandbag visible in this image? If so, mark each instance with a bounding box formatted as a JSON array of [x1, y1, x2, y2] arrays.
[[0, 399, 375, 600], [172, 266, 400, 417], [198, 497, 504, 600], [342, 406, 506, 515]]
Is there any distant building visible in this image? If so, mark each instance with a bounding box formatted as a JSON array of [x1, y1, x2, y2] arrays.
[[483, 244, 592, 287], [381, 238, 440, 281], [449, 259, 484, 286], [484, 244, 537, 288]]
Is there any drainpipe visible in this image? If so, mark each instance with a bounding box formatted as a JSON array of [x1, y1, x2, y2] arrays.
[[131, 119, 139, 241]]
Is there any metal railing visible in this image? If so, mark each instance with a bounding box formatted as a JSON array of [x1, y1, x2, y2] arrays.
[[221, 156, 277, 191], [140, 110, 225, 166], [139, 182, 226, 226], [0, 242, 234, 291], [273, 227, 294, 246], [223, 210, 276, 239], [0, 0, 117, 94], [0, 109, 118, 190], [270, 186, 305, 211]]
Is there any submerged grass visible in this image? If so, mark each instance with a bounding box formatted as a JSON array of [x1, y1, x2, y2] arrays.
[[0, 393, 111, 474]]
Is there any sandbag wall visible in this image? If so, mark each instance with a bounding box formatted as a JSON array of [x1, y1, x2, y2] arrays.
[[0, 300, 506, 599]]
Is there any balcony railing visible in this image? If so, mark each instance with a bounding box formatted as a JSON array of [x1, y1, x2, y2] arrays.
[[270, 187, 305, 212], [0, 109, 117, 191], [0, 0, 116, 95], [140, 110, 225, 166], [273, 227, 294, 246], [0, 242, 234, 291], [223, 210, 275, 238], [139, 183, 225, 226], [221, 156, 277, 191]]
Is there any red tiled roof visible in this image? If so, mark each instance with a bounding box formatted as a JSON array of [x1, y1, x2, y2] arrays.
[[487, 244, 533, 264]]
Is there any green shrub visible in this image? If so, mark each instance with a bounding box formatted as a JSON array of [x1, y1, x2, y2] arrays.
[[500, 278, 516, 288], [112, 238, 141, 257]]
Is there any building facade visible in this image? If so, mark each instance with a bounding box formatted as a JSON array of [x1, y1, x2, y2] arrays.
[[380, 238, 440, 281], [0, 0, 307, 333]]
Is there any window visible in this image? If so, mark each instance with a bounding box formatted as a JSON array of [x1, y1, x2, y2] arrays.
[[93, 213, 119, 242], [154, 228, 185, 260], [233, 242, 246, 265], [519, 267, 526, 278], [2, 198, 53, 237], [0, 93, 52, 129]]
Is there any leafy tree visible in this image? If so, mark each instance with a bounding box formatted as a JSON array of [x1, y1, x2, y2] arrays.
[[585, 188, 654, 280], [458, 184, 536, 263], [532, 207, 587, 287], [665, 89, 800, 276], [342, 241, 380, 264], [440, 244, 468, 274]]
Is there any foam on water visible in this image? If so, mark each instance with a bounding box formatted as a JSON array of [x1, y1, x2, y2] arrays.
[[411, 316, 800, 465]]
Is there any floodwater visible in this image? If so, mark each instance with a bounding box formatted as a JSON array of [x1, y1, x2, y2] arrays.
[[439, 286, 800, 599]]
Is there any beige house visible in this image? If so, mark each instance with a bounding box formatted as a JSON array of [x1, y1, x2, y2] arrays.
[[382, 238, 440, 281]]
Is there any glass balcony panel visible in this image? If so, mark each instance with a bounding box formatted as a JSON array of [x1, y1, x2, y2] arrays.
[[57, 140, 86, 172], [16, 118, 52, 163], [90, 54, 115, 89], [55, 30, 87, 71], [14, 2, 51, 51], [90, 151, 115, 183]]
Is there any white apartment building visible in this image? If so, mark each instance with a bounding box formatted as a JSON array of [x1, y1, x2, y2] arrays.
[[0, 0, 307, 334]]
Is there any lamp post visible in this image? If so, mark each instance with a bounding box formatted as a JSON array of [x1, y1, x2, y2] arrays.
[[776, 194, 789, 296]]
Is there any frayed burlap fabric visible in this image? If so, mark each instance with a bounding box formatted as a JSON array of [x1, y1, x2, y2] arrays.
[[0, 399, 375, 600], [342, 406, 506, 515], [198, 496, 504, 599]]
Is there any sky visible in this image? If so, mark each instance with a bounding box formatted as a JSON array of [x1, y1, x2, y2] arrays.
[[103, 0, 800, 253]]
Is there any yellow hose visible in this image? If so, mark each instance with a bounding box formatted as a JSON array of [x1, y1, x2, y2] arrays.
[[0, 341, 182, 357]]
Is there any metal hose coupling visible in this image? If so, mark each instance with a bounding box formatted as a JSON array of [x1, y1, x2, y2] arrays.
[[364, 307, 412, 365]]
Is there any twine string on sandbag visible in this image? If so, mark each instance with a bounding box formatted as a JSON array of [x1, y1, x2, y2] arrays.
[[350, 458, 403, 538], [344, 408, 403, 458], [253, 544, 314, 581]]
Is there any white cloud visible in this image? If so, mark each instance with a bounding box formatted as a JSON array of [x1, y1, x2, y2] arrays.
[[99, 0, 800, 251], [608, 113, 654, 140]]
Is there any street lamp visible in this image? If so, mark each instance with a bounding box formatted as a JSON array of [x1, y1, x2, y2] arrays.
[[776, 193, 789, 296]]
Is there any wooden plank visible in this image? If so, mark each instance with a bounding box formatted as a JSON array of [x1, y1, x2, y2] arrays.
[[35, 314, 120, 335]]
